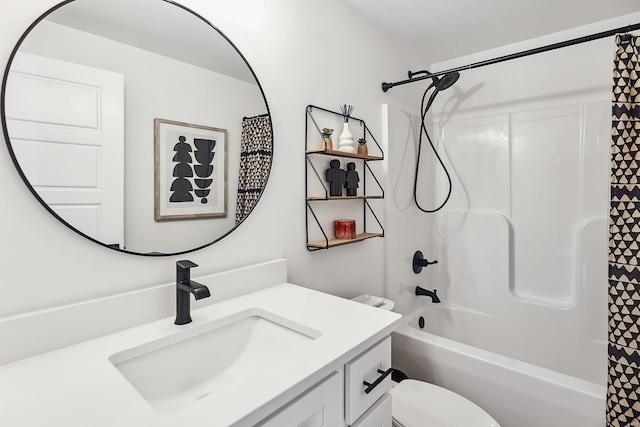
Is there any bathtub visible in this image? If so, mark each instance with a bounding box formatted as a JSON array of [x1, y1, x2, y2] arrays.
[[391, 304, 606, 427]]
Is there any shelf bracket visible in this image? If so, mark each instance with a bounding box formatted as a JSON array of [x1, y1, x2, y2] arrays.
[[364, 199, 385, 237], [364, 161, 384, 199], [305, 202, 329, 251], [306, 156, 329, 199], [306, 106, 329, 151]]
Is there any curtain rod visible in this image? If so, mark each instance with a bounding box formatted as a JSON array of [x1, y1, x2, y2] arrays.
[[381, 22, 640, 92]]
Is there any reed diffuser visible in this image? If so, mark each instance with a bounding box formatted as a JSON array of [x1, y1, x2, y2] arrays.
[[338, 104, 355, 153]]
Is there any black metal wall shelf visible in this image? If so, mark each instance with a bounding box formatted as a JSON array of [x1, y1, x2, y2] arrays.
[[305, 105, 385, 251]]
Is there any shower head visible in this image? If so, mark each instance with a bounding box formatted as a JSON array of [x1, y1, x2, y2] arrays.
[[436, 72, 460, 91], [420, 71, 460, 116], [407, 69, 460, 92]]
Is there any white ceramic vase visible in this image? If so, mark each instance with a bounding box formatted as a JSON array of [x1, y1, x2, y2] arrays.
[[338, 122, 355, 153]]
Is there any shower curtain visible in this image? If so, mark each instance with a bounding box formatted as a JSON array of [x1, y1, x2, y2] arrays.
[[235, 114, 272, 224], [608, 34, 640, 426]]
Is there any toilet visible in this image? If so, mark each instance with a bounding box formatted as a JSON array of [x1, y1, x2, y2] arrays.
[[351, 295, 500, 427], [390, 379, 499, 427]]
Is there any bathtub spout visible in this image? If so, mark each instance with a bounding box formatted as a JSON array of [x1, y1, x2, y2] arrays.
[[415, 286, 441, 303]]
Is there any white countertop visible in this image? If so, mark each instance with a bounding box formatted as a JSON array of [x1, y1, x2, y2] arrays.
[[0, 283, 401, 427]]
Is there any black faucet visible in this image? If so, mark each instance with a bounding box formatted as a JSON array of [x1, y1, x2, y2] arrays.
[[175, 260, 211, 325], [415, 286, 441, 303], [413, 250, 438, 274]]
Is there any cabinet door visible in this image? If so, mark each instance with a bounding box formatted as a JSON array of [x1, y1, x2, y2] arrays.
[[351, 394, 392, 427], [257, 371, 343, 427]]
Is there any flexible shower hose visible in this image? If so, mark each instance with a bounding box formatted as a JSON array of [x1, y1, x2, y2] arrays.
[[413, 84, 453, 213]]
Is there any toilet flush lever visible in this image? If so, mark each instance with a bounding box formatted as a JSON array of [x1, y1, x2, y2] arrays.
[[413, 250, 438, 274], [363, 368, 393, 394]]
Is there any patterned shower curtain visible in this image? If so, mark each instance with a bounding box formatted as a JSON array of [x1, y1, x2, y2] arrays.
[[235, 114, 272, 224], [608, 34, 640, 426]]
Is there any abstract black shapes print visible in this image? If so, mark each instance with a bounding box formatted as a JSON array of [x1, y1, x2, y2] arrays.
[[169, 135, 215, 204], [170, 136, 194, 202], [193, 138, 216, 204]]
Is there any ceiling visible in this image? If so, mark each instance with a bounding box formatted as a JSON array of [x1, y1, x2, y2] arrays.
[[44, 0, 256, 83], [344, 0, 640, 65]]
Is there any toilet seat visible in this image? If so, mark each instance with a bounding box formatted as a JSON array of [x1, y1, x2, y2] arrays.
[[390, 380, 500, 427]]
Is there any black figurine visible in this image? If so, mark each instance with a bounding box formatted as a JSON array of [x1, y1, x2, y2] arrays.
[[325, 159, 346, 197], [344, 162, 359, 197]]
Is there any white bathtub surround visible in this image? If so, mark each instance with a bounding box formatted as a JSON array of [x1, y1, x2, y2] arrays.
[[392, 305, 605, 427], [382, 16, 637, 427], [409, 86, 610, 426], [0, 283, 401, 427], [434, 211, 607, 384], [433, 101, 610, 307]]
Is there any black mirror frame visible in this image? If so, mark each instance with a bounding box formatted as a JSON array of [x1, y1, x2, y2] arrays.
[[1, 0, 273, 257]]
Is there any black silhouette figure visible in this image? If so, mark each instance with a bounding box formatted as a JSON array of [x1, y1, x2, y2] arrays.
[[325, 159, 346, 197], [170, 178, 193, 202], [170, 136, 194, 202], [344, 162, 359, 197]]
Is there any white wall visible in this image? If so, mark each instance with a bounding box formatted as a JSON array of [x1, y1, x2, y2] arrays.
[[196, 0, 420, 299], [0, 0, 418, 360]]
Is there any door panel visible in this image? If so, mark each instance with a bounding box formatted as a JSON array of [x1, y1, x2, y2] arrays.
[[5, 52, 124, 247]]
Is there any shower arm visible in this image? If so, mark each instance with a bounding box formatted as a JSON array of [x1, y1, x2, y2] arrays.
[[381, 22, 640, 92]]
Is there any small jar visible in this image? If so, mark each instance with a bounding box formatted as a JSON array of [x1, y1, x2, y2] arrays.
[[334, 219, 356, 239]]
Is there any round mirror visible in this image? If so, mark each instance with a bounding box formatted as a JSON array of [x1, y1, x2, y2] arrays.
[[1, 0, 273, 256]]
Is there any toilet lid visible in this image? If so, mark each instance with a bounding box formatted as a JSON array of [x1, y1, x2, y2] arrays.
[[390, 380, 500, 427]]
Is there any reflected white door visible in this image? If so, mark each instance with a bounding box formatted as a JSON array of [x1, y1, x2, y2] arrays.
[[5, 52, 124, 248]]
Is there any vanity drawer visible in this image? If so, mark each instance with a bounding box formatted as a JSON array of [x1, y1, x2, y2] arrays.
[[345, 337, 392, 425]]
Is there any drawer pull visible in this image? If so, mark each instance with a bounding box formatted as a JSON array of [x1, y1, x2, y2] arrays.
[[362, 368, 392, 394]]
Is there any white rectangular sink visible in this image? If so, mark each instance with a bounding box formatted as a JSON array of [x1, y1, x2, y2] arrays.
[[109, 308, 321, 413]]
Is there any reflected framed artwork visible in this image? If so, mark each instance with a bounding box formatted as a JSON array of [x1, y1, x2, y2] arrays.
[[154, 118, 227, 220]]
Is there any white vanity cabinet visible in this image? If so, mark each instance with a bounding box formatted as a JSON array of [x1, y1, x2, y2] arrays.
[[0, 282, 402, 427], [258, 336, 393, 427]]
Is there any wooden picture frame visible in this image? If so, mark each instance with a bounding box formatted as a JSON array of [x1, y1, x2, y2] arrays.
[[154, 118, 227, 220]]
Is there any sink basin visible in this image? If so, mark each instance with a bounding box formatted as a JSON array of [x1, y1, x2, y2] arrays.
[[109, 308, 321, 413]]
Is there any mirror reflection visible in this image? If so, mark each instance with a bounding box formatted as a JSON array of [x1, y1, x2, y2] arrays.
[[2, 0, 272, 255]]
